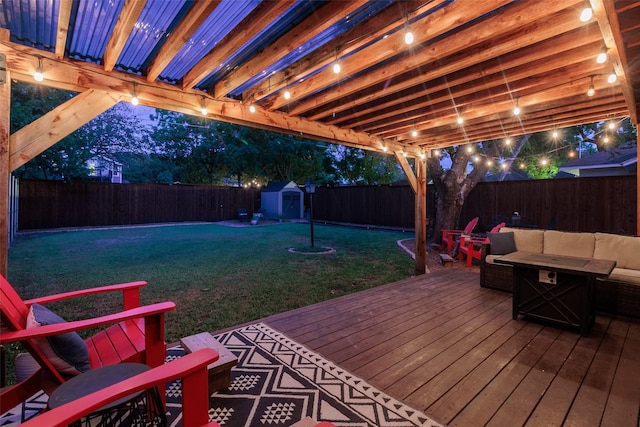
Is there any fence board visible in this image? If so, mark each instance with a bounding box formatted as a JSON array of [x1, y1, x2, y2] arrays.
[[17, 176, 637, 236]]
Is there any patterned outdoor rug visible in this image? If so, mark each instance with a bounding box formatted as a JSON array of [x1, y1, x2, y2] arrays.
[[1, 323, 443, 427]]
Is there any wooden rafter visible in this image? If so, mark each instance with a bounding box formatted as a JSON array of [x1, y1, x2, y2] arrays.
[[145, 1, 222, 82], [181, 0, 295, 90], [592, 0, 638, 124], [54, 0, 73, 60], [103, 0, 147, 72], [244, 0, 439, 106], [213, 0, 367, 99]]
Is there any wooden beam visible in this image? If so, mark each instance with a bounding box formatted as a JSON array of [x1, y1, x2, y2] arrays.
[[213, 0, 367, 98], [0, 52, 9, 277], [322, 27, 603, 124], [9, 89, 120, 171], [181, 1, 294, 90], [414, 158, 427, 275], [1, 42, 416, 156], [284, 0, 577, 115], [592, 0, 638, 124], [103, 0, 146, 72], [146, 0, 222, 82], [245, 0, 437, 106], [395, 151, 417, 194], [55, 0, 73, 60]]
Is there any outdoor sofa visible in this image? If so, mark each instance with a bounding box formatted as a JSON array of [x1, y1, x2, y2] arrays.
[[480, 227, 640, 318]]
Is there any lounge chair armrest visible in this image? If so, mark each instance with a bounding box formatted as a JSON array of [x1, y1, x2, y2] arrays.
[[0, 302, 176, 343], [19, 349, 220, 427], [24, 281, 147, 310]]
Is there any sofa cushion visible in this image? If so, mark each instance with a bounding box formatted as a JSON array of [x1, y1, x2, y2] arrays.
[[606, 268, 640, 285], [593, 233, 640, 270], [488, 232, 516, 255], [501, 227, 544, 253], [543, 230, 595, 258]]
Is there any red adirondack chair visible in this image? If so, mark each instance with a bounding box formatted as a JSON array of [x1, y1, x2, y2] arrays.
[[0, 275, 175, 414], [458, 222, 506, 267], [441, 217, 479, 254], [18, 348, 220, 427]]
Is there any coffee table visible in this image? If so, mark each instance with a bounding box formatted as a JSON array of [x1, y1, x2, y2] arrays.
[[48, 363, 166, 427], [496, 252, 615, 336]]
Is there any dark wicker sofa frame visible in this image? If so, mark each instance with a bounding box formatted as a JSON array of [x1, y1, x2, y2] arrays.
[[479, 244, 640, 318]]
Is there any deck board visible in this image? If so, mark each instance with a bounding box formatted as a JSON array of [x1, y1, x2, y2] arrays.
[[243, 269, 639, 426]]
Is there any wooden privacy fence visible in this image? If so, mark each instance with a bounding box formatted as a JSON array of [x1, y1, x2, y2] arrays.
[[18, 180, 260, 230], [17, 176, 637, 235], [460, 175, 637, 235]]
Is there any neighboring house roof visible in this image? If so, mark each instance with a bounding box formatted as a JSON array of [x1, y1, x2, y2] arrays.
[[262, 181, 300, 192], [559, 144, 637, 176]]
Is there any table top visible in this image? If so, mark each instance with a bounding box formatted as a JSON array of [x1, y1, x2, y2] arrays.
[[48, 363, 150, 411], [495, 251, 616, 277]]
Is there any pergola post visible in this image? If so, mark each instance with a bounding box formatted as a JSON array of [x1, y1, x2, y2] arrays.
[[414, 158, 427, 275], [395, 152, 427, 275], [0, 52, 9, 277], [637, 129, 639, 236]]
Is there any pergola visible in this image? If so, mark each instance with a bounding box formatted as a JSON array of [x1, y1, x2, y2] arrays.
[[1, 0, 639, 277]]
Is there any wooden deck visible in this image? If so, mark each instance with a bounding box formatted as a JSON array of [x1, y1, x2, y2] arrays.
[[249, 269, 640, 427]]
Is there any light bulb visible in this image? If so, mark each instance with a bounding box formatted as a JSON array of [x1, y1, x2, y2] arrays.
[[580, 7, 592, 22], [541, 158, 548, 166], [200, 106, 207, 115], [419, 153, 426, 160], [607, 72, 617, 84], [284, 90, 291, 100], [552, 130, 559, 138], [603, 136, 610, 143], [608, 121, 615, 129], [131, 96, 139, 106], [596, 49, 607, 64], [587, 84, 595, 97], [501, 163, 508, 170], [433, 149, 440, 157], [404, 29, 414, 45], [333, 61, 341, 74], [249, 104, 256, 113], [486, 159, 493, 167], [513, 105, 520, 115], [382, 145, 388, 152], [34, 56, 44, 81], [505, 138, 511, 145], [412, 129, 418, 137], [457, 116, 464, 124]]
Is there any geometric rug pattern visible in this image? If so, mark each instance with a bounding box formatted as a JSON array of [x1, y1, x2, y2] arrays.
[[165, 323, 443, 427], [0, 323, 442, 427]]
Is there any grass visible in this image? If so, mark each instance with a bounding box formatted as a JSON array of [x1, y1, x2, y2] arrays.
[[8, 222, 414, 343]]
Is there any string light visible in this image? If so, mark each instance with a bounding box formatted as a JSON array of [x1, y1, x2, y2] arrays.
[[332, 48, 341, 74], [411, 128, 418, 137], [486, 159, 493, 167], [200, 96, 207, 115], [603, 135, 610, 143], [587, 75, 595, 97], [552, 129, 559, 139], [457, 115, 464, 124], [381, 144, 388, 152], [419, 152, 426, 160], [131, 82, 139, 106], [580, 7, 593, 22], [596, 47, 608, 64], [433, 149, 441, 157], [283, 89, 291, 100], [404, 15, 414, 45], [607, 72, 617, 84], [249, 104, 256, 113], [504, 138, 512, 145], [513, 98, 520, 116], [608, 121, 615, 130], [540, 158, 548, 166], [33, 56, 44, 82], [466, 145, 474, 154]]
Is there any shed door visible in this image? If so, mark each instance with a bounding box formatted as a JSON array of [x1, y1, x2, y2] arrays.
[[282, 192, 300, 219]]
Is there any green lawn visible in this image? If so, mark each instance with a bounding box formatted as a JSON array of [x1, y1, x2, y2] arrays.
[[8, 222, 414, 342]]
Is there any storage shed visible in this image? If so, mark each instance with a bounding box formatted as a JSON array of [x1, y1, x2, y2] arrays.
[[261, 181, 304, 220]]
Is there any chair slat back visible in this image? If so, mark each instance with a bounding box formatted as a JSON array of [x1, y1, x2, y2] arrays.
[[0, 275, 30, 331], [490, 222, 506, 233], [1, 275, 67, 385], [463, 217, 479, 234]]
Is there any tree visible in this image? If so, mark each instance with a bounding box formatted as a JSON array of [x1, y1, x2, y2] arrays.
[[11, 82, 150, 181], [428, 117, 637, 244], [327, 146, 402, 185]]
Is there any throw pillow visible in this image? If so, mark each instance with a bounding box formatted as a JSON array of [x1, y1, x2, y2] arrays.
[[26, 303, 91, 375], [488, 231, 516, 255]]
